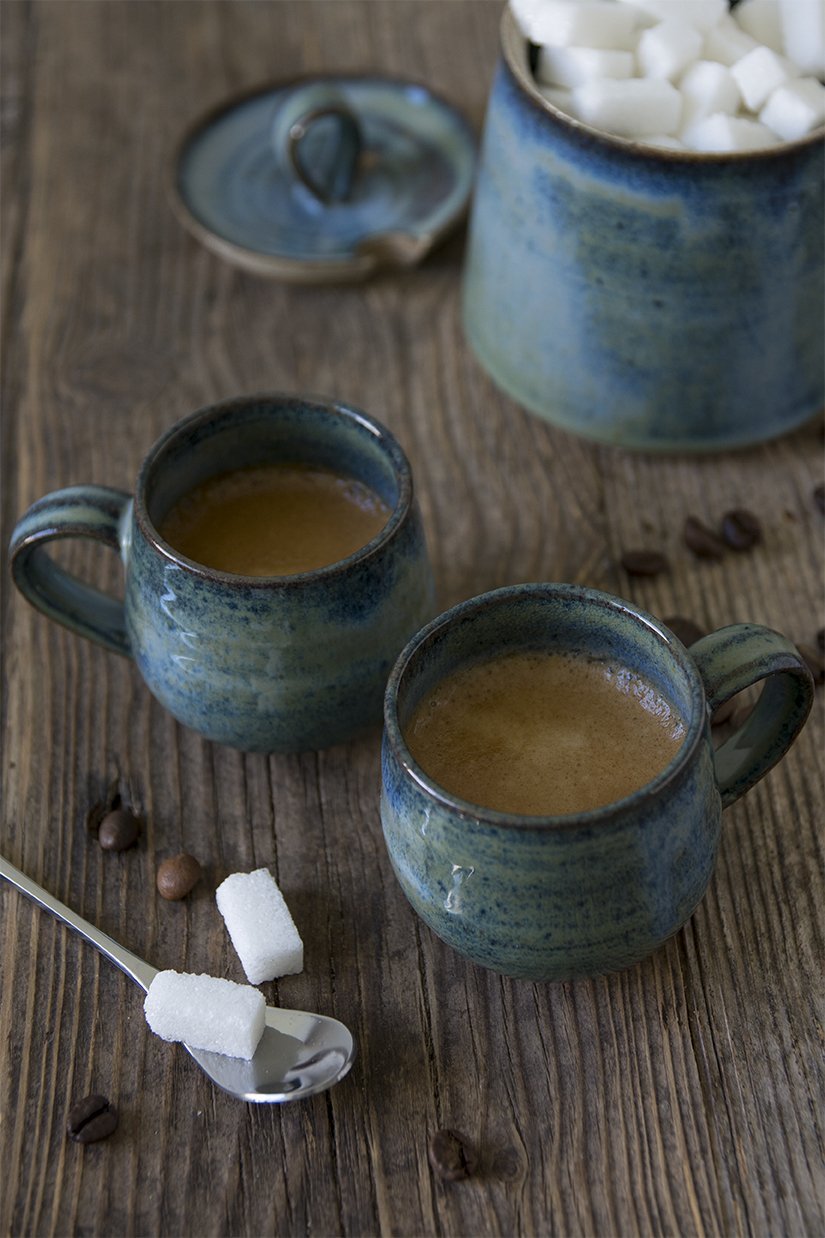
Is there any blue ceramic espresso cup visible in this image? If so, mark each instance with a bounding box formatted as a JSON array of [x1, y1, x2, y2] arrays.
[[9, 393, 435, 752], [381, 585, 813, 981]]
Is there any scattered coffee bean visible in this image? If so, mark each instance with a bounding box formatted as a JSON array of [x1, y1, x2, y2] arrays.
[[683, 516, 726, 561], [98, 806, 141, 852], [156, 853, 202, 901], [711, 697, 737, 727], [720, 508, 762, 552], [620, 549, 669, 577], [663, 616, 707, 648], [817, 628, 824, 656], [814, 483, 824, 515], [66, 1094, 118, 1144], [427, 1128, 477, 1182], [797, 643, 825, 686]]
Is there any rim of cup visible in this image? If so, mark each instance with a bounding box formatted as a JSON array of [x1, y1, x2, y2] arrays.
[[500, 5, 825, 163], [383, 582, 709, 832], [134, 391, 414, 587]]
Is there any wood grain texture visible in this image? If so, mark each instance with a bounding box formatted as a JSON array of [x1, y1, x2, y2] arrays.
[[1, 3, 823, 1235]]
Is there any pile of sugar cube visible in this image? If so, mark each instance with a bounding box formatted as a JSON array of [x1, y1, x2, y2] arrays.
[[143, 867, 304, 1059], [512, 0, 825, 150]]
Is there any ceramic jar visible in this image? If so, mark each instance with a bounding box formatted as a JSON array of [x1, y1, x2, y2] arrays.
[[462, 9, 825, 451]]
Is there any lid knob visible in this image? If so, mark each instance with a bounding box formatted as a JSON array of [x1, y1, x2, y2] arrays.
[[272, 84, 362, 204]]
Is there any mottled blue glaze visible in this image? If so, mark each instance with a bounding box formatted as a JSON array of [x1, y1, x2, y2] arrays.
[[462, 10, 825, 451], [172, 76, 476, 281], [9, 394, 435, 752], [381, 585, 813, 980]]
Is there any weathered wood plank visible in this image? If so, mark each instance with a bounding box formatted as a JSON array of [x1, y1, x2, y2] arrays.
[[1, 3, 823, 1236]]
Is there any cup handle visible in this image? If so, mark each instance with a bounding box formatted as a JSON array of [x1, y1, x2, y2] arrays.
[[688, 624, 814, 809], [271, 83, 362, 204], [8, 485, 132, 657]]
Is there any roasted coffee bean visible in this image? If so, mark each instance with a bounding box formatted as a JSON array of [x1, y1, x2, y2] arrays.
[[66, 1094, 118, 1144], [98, 807, 141, 852], [620, 549, 669, 577], [683, 516, 726, 561], [156, 853, 202, 900], [720, 508, 762, 552], [663, 616, 707, 648], [428, 1129, 477, 1182], [814, 483, 824, 515], [797, 643, 824, 686]]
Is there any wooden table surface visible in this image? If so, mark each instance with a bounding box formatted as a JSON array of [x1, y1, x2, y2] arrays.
[[1, 3, 823, 1235]]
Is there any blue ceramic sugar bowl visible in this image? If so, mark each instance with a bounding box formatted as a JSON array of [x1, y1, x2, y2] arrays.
[[462, 8, 824, 451], [9, 393, 435, 752], [381, 585, 813, 981]]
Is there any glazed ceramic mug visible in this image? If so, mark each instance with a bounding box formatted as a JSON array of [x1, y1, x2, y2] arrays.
[[9, 393, 435, 752], [462, 8, 824, 451], [381, 584, 813, 981]]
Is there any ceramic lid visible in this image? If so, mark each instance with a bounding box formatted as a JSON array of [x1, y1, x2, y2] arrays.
[[170, 75, 477, 282]]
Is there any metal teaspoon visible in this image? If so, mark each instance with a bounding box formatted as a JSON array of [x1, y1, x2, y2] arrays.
[[0, 854, 356, 1103]]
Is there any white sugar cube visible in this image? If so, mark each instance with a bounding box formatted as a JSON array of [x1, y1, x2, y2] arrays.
[[524, 0, 641, 50], [683, 112, 780, 151], [779, 0, 825, 77], [144, 971, 265, 1059], [734, 0, 784, 54], [704, 14, 759, 66], [622, 0, 727, 33], [617, 2, 659, 30], [679, 60, 741, 131], [760, 77, 825, 140], [216, 868, 304, 984], [536, 46, 635, 89], [638, 20, 704, 80], [573, 77, 683, 136], [509, 0, 545, 42], [538, 85, 579, 115], [731, 44, 798, 112]]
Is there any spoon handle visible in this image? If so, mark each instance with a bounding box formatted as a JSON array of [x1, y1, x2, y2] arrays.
[[0, 854, 157, 992]]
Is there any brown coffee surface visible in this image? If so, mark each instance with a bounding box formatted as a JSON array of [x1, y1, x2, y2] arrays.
[[404, 650, 686, 816], [159, 463, 391, 576]]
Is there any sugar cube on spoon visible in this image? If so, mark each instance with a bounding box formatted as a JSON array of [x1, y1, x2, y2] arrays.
[[144, 971, 266, 1059]]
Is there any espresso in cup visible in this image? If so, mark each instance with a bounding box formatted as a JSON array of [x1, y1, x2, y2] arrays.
[[159, 462, 391, 576], [404, 649, 686, 816]]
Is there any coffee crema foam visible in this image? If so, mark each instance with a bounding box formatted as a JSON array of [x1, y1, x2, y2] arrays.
[[159, 462, 391, 576], [404, 650, 686, 816]]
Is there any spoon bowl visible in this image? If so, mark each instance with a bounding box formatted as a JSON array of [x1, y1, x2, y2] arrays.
[[186, 1006, 355, 1103], [0, 854, 356, 1103]]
